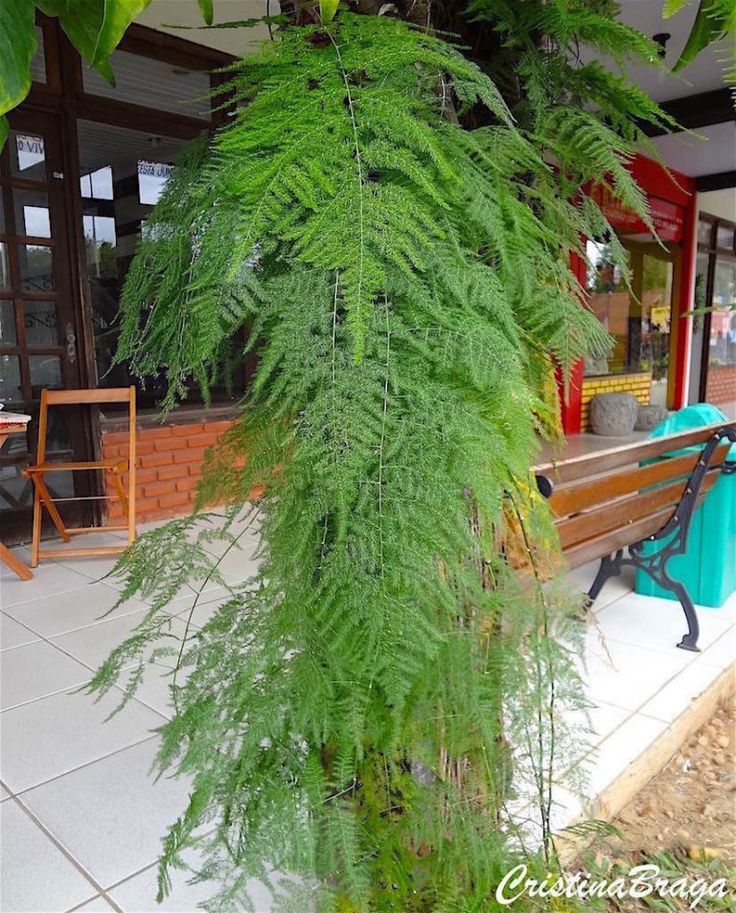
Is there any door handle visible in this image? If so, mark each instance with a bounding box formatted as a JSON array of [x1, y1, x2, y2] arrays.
[[65, 323, 76, 364]]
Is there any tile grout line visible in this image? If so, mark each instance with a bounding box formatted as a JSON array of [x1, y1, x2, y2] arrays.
[[0, 573, 99, 610], [8, 792, 120, 910], [1, 618, 173, 722], [8, 733, 161, 800], [99, 822, 220, 899], [563, 651, 732, 781], [2, 603, 155, 644]]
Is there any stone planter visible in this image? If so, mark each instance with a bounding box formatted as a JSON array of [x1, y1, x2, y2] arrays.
[[589, 392, 639, 436], [635, 403, 669, 432]]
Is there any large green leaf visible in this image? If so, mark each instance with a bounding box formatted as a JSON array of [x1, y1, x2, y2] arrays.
[[197, 0, 214, 26], [673, 0, 736, 71], [37, 1, 152, 84], [0, 0, 37, 117], [92, 0, 152, 72]]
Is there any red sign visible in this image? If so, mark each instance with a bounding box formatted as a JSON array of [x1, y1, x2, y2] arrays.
[[588, 184, 684, 243]]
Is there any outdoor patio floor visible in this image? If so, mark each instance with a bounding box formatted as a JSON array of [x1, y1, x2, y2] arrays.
[[1, 516, 734, 912]]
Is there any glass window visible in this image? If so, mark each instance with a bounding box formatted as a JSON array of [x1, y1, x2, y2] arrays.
[[716, 223, 735, 252], [80, 166, 114, 200], [585, 240, 628, 376], [0, 354, 22, 403], [698, 218, 714, 247], [24, 300, 59, 346], [30, 27, 46, 84], [10, 132, 46, 181], [29, 354, 62, 391], [18, 244, 54, 292], [705, 255, 736, 416], [0, 301, 17, 346], [78, 119, 243, 408], [13, 189, 51, 238], [585, 240, 674, 407], [82, 49, 212, 119], [0, 244, 9, 290]]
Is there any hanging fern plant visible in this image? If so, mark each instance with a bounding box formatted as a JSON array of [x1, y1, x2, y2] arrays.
[[91, 7, 671, 911]]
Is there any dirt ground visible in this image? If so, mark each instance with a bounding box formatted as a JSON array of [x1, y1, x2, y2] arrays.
[[575, 693, 736, 911], [611, 694, 735, 864]]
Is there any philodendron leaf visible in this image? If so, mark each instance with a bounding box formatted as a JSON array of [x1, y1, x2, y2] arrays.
[[197, 0, 214, 26], [0, 0, 37, 126], [92, 0, 153, 73], [37, 1, 152, 84], [673, 0, 736, 71]]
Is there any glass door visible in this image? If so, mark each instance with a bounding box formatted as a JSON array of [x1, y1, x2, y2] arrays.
[[0, 111, 92, 541]]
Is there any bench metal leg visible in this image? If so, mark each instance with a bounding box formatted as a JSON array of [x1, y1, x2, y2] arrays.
[[626, 549, 700, 652], [643, 560, 700, 652], [587, 550, 623, 607], [587, 548, 700, 652]]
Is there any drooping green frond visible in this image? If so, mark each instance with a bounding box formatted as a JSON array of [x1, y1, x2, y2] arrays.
[[93, 8, 670, 911]]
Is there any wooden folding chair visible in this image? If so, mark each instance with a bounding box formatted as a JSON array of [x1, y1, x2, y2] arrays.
[[23, 387, 137, 567]]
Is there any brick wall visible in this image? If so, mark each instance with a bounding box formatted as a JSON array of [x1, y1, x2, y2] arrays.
[[101, 416, 235, 525], [705, 364, 736, 406], [580, 372, 652, 431]]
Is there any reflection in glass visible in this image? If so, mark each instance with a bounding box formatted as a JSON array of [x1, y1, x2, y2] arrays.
[[716, 224, 735, 252], [14, 189, 51, 238], [0, 355, 22, 402], [0, 189, 4, 233], [29, 354, 62, 390], [83, 215, 117, 279], [80, 166, 114, 200], [24, 300, 58, 345], [78, 119, 244, 408], [585, 239, 626, 376], [10, 133, 46, 180], [585, 239, 674, 406], [641, 253, 673, 407], [708, 259, 736, 369], [0, 301, 17, 346], [19, 244, 54, 292], [697, 219, 713, 247], [30, 27, 46, 83], [0, 244, 9, 290]]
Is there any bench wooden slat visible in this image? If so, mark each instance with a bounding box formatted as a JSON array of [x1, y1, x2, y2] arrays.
[[556, 471, 719, 551], [534, 421, 736, 485], [563, 490, 712, 570], [547, 443, 730, 519]]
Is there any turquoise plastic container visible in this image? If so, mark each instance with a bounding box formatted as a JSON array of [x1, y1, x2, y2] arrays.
[[635, 404, 736, 608]]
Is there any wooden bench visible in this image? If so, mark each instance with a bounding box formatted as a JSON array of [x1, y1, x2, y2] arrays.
[[533, 421, 736, 652]]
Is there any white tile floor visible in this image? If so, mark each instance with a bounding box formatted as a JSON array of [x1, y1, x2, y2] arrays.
[[1, 519, 734, 912]]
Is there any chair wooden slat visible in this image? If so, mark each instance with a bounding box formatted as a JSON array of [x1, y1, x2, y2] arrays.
[[24, 386, 137, 567], [25, 459, 128, 473], [44, 387, 133, 405]]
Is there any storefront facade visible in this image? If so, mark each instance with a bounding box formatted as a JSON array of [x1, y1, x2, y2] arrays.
[[560, 155, 700, 434], [0, 17, 243, 542]]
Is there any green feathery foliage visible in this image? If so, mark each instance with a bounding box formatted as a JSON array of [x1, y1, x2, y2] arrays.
[[91, 8, 672, 911]]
